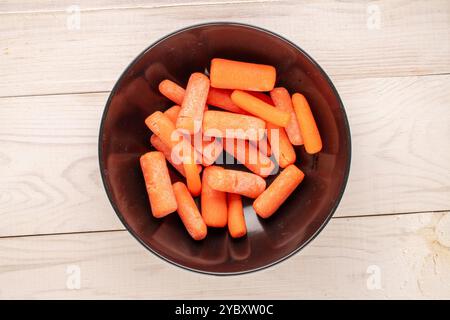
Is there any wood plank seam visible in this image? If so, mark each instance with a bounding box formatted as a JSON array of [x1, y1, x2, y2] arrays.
[[0, 0, 280, 15]]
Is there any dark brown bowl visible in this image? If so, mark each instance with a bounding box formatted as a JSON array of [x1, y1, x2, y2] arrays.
[[99, 22, 351, 275]]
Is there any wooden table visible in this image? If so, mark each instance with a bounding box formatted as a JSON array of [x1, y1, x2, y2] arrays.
[[0, 0, 449, 299]]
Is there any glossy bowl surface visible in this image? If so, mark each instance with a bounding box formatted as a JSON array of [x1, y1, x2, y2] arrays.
[[99, 22, 351, 275]]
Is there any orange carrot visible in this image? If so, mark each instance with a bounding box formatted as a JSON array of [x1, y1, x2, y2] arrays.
[[250, 138, 271, 157], [176, 73, 210, 134], [159, 79, 185, 105], [145, 111, 202, 195], [223, 138, 275, 177], [163, 105, 217, 166], [201, 167, 228, 227], [248, 91, 273, 105], [210, 58, 276, 91], [231, 90, 290, 127], [253, 164, 304, 218], [227, 193, 246, 238], [150, 134, 202, 177], [292, 93, 322, 154], [207, 88, 247, 114], [183, 152, 202, 197], [145, 111, 199, 161], [203, 110, 266, 141], [205, 166, 266, 198], [140, 152, 177, 218], [199, 137, 223, 166], [172, 182, 207, 240], [163, 105, 181, 124], [266, 122, 296, 168], [160, 80, 246, 114], [145, 111, 181, 149], [271, 87, 303, 145]]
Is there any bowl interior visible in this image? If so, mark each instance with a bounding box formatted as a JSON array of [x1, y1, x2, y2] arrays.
[[99, 23, 351, 274]]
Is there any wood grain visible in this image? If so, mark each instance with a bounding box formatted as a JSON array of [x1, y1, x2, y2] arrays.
[[0, 74, 448, 237], [0, 0, 449, 97], [0, 93, 123, 236], [0, 211, 449, 299], [0, 0, 276, 13]]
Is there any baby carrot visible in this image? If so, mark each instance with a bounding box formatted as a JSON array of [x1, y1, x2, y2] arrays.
[[270, 87, 303, 145], [145, 111, 181, 149], [292, 93, 322, 154], [163, 105, 181, 124], [227, 193, 247, 238], [231, 90, 290, 127], [251, 138, 271, 157], [266, 122, 296, 168], [145, 111, 202, 195], [172, 182, 207, 240], [150, 134, 202, 177], [176, 73, 210, 134], [159, 79, 185, 105], [140, 152, 178, 218], [253, 164, 305, 218], [207, 88, 247, 114], [200, 137, 223, 166], [248, 91, 273, 105], [163, 106, 218, 166], [223, 138, 275, 178], [159, 80, 246, 114], [210, 58, 276, 91], [183, 154, 202, 197], [205, 166, 266, 198], [203, 110, 266, 141], [201, 167, 228, 227]]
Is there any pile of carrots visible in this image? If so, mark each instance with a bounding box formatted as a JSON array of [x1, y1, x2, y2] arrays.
[[141, 58, 322, 240]]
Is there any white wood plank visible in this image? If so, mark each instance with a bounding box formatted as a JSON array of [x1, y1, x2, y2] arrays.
[[0, 0, 275, 13], [337, 74, 450, 216], [0, 93, 123, 236], [0, 211, 449, 299], [0, 0, 449, 97], [0, 74, 449, 237]]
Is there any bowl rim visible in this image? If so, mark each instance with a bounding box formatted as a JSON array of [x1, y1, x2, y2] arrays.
[[98, 21, 352, 276]]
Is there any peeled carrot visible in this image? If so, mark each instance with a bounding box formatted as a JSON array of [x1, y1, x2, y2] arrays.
[[172, 182, 207, 240], [270, 87, 303, 146], [199, 137, 223, 166], [231, 90, 290, 127], [145, 111, 201, 195], [203, 110, 266, 141], [145, 111, 200, 161], [223, 138, 275, 177], [145, 111, 181, 149], [253, 164, 304, 218], [227, 193, 246, 238], [207, 88, 247, 114], [250, 138, 271, 157], [201, 167, 228, 227], [266, 122, 296, 168], [205, 166, 266, 198], [160, 80, 246, 114], [176, 73, 210, 134], [159, 79, 185, 105], [210, 58, 276, 91], [163, 105, 181, 124], [140, 152, 178, 218], [183, 155, 202, 197], [292, 93, 322, 154], [150, 134, 202, 177], [248, 91, 273, 105], [163, 105, 218, 166]]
